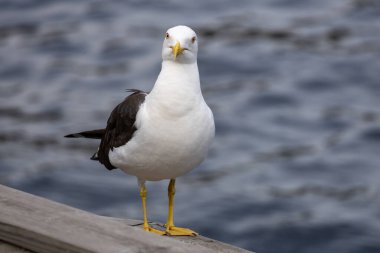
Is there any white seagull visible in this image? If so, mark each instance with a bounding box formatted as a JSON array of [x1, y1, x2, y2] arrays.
[[65, 25, 215, 236]]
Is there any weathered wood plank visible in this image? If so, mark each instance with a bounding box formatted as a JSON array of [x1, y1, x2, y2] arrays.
[[0, 240, 34, 253], [0, 184, 253, 253]]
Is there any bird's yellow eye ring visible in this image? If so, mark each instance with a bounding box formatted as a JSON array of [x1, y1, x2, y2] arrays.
[[165, 33, 170, 39], [191, 36, 196, 43]]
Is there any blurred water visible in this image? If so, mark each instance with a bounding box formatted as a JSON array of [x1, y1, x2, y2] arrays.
[[1, 0, 380, 252]]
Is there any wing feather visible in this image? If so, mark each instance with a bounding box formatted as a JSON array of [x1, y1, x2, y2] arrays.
[[97, 90, 147, 170]]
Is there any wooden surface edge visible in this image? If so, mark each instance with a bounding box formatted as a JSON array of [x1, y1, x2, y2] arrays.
[[0, 240, 34, 253], [0, 184, 254, 253]]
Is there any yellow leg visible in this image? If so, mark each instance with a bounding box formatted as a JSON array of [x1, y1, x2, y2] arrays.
[[165, 179, 198, 236], [140, 183, 165, 235]]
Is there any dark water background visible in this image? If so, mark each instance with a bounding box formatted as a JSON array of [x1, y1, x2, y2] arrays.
[[1, 0, 380, 252]]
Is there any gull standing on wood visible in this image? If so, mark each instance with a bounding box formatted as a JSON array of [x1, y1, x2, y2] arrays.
[[65, 26, 215, 236]]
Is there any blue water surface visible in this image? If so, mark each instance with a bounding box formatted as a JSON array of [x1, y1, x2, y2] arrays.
[[1, 1, 380, 252]]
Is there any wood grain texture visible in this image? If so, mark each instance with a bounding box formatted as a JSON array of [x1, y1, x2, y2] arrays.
[[0, 184, 253, 253], [0, 240, 34, 253]]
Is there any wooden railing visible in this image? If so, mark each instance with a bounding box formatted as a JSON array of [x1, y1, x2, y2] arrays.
[[0, 184, 253, 253]]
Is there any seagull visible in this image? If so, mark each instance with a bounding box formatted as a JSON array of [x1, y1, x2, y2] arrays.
[[65, 25, 215, 236]]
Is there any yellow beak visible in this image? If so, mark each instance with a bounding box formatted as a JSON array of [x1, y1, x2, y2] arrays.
[[172, 41, 185, 60]]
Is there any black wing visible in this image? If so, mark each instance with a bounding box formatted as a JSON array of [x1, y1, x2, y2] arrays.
[[64, 90, 147, 171], [97, 90, 147, 170]]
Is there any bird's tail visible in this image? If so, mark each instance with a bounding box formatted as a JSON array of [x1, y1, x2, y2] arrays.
[[90, 150, 99, 161], [65, 129, 104, 161], [64, 129, 105, 139]]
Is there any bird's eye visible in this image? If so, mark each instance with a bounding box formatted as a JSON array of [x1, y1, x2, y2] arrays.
[[165, 33, 170, 39], [191, 36, 196, 43]]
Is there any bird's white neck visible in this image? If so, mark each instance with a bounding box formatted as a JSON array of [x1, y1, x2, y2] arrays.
[[155, 60, 201, 93], [147, 61, 203, 117]]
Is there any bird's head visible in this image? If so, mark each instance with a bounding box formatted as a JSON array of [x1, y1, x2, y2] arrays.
[[162, 25, 198, 64]]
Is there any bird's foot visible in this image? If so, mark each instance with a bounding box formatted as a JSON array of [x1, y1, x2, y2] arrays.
[[144, 225, 166, 235], [165, 226, 198, 236]]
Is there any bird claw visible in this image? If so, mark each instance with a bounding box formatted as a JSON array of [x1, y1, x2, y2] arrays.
[[142, 224, 197, 236], [165, 226, 198, 236], [143, 226, 166, 235]]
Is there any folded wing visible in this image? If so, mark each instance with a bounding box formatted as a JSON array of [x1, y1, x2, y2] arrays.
[[65, 90, 147, 170]]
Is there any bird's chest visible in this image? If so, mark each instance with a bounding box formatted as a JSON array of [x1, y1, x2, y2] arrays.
[[141, 109, 211, 156]]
